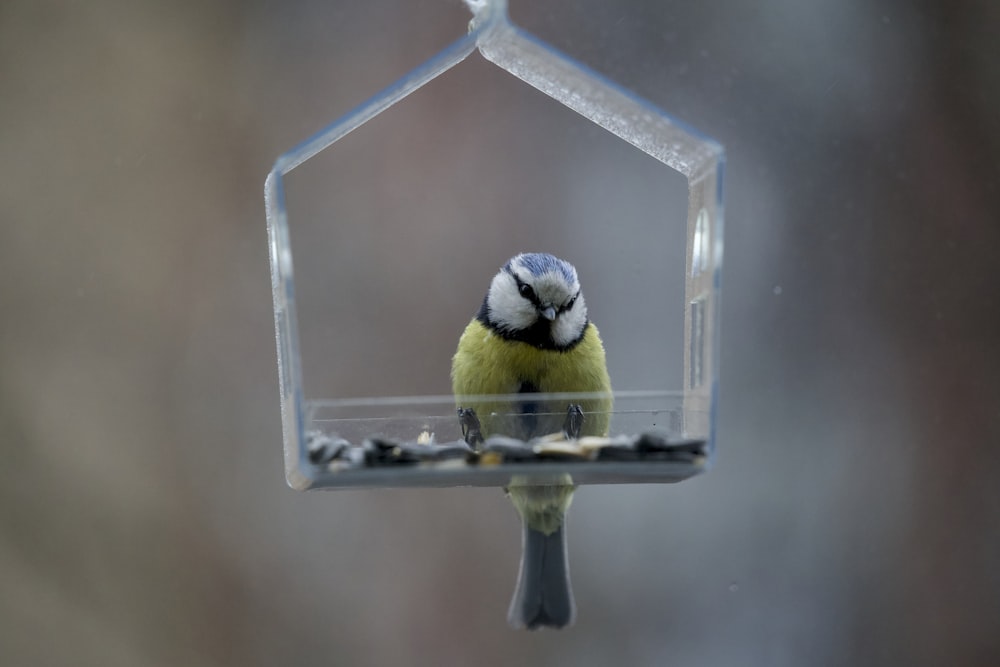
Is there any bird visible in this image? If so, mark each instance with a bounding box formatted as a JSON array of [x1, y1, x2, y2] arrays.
[[451, 252, 613, 629]]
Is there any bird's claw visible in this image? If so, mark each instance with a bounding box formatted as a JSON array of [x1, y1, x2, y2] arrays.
[[562, 404, 585, 440], [458, 407, 484, 450]]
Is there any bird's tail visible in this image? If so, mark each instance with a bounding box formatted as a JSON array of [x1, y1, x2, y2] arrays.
[[508, 521, 576, 630]]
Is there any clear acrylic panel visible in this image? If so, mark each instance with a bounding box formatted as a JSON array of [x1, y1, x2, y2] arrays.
[[265, 0, 724, 490]]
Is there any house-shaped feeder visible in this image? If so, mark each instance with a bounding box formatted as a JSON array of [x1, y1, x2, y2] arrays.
[[265, 0, 724, 491]]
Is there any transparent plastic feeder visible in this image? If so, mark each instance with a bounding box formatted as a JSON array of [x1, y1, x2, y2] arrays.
[[265, 0, 724, 490]]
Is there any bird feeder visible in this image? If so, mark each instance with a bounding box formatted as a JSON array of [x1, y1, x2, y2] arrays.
[[265, 0, 724, 490]]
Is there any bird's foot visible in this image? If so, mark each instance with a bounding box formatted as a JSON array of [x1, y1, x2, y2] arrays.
[[562, 404, 585, 440], [458, 407, 484, 450]]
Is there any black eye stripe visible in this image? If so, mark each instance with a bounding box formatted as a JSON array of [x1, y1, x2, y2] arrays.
[[559, 292, 580, 313], [513, 276, 540, 305], [510, 272, 578, 312]]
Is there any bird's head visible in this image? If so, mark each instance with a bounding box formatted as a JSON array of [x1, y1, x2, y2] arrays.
[[483, 253, 588, 349]]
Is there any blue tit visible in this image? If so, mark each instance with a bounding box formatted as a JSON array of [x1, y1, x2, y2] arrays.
[[451, 253, 613, 630]]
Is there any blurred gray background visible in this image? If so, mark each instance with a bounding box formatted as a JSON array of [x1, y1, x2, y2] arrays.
[[2, 1, 999, 666]]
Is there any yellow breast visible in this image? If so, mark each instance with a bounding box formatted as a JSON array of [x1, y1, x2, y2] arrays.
[[451, 319, 613, 439]]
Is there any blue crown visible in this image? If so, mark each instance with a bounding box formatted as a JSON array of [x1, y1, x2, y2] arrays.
[[510, 253, 578, 284]]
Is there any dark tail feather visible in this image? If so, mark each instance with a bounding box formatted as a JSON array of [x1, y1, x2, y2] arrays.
[[508, 523, 576, 630]]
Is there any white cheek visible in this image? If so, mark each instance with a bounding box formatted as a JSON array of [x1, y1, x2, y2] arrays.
[[488, 274, 536, 330], [552, 298, 588, 346]]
